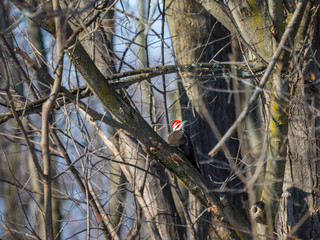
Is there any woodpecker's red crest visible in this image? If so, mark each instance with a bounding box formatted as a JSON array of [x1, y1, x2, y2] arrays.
[[172, 120, 186, 131]]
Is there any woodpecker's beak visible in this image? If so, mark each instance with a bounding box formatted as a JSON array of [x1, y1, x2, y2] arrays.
[[180, 120, 187, 129]]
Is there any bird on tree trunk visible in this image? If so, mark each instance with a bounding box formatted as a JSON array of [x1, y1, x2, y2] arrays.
[[167, 120, 200, 171]]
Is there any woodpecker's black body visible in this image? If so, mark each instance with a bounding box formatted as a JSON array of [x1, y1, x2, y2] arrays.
[[168, 130, 200, 171]]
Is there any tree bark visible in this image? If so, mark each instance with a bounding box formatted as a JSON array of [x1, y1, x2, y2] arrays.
[[278, 7, 320, 238]]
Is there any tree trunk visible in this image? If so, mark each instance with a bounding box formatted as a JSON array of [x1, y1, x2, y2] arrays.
[[278, 10, 320, 237], [166, 0, 241, 238], [278, 78, 320, 239]]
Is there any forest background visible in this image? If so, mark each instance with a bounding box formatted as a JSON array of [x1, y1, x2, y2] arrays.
[[0, 0, 319, 239]]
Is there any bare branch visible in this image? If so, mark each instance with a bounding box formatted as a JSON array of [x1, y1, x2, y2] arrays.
[[40, 1, 64, 238]]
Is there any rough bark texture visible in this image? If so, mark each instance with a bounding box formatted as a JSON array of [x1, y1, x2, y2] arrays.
[[278, 80, 320, 239], [278, 8, 320, 238]]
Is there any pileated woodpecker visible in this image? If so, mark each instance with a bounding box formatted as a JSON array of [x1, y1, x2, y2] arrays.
[[167, 120, 200, 171]]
